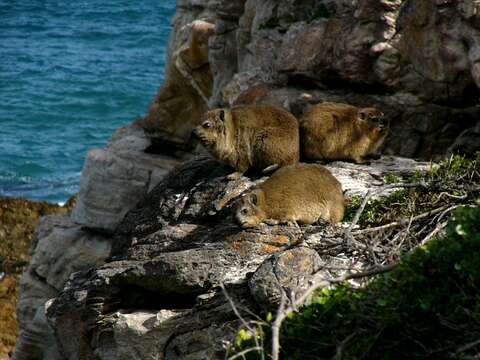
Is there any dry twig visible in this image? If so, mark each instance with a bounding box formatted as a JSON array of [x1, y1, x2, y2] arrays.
[[269, 263, 398, 360], [221, 283, 266, 360], [353, 205, 447, 235], [455, 338, 480, 355], [420, 221, 448, 246], [228, 346, 263, 360], [346, 181, 427, 234]]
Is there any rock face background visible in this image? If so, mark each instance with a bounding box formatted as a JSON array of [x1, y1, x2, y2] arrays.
[[145, 0, 480, 159], [13, 0, 480, 359]]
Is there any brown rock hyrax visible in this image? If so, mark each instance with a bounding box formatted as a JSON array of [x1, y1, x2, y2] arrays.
[[299, 102, 389, 164], [235, 163, 344, 228], [193, 105, 300, 178], [138, 20, 215, 147]]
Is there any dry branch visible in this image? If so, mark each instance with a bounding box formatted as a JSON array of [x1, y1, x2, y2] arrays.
[[270, 263, 398, 360], [346, 181, 427, 234]]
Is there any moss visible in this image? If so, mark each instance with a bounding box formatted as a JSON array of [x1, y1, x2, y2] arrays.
[[383, 173, 402, 184], [0, 197, 73, 359]]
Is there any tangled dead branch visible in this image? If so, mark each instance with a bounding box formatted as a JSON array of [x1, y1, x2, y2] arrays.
[[227, 154, 480, 360]]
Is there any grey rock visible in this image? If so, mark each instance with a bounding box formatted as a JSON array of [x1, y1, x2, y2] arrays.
[[40, 155, 431, 359], [325, 156, 432, 198], [249, 247, 322, 307], [15, 272, 58, 337], [107, 125, 151, 153], [13, 299, 62, 360], [14, 215, 112, 360], [448, 120, 480, 157], [71, 127, 180, 232], [30, 217, 111, 291], [92, 309, 191, 360]]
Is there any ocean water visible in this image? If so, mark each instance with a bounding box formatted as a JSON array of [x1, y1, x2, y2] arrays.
[[0, 0, 176, 204]]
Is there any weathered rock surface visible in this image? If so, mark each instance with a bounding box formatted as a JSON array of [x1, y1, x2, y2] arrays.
[[325, 155, 432, 197], [141, 0, 480, 158], [13, 215, 111, 360], [42, 155, 429, 360], [71, 125, 181, 233], [248, 247, 322, 308], [0, 198, 71, 359]]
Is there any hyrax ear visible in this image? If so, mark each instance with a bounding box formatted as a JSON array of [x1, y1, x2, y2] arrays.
[[219, 109, 225, 122], [250, 192, 258, 206]]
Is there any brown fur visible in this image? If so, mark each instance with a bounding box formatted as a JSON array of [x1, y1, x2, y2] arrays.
[[235, 163, 345, 227], [185, 20, 216, 68], [193, 105, 300, 176], [299, 102, 389, 164], [138, 20, 215, 147]]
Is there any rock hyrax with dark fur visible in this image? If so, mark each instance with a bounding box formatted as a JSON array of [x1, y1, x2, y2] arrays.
[[235, 163, 344, 227], [193, 105, 300, 178], [299, 102, 389, 164]]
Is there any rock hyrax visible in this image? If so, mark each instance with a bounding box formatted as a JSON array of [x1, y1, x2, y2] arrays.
[[193, 105, 300, 178], [235, 163, 345, 227], [299, 102, 389, 164]]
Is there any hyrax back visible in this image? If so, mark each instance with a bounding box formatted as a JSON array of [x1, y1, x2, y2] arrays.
[[299, 102, 389, 164], [193, 105, 300, 176], [235, 163, 345, 228]]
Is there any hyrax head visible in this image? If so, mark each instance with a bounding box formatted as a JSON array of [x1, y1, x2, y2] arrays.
[[356, 107, 389, 134], [192, 108, 230, 149], [235, 189, 266, 228]]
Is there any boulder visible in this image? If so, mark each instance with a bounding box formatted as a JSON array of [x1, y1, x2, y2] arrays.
[[71, 125, 180, 233], [13, 215, 112, 360], [249, 247, 322, 308], [43, 156, 431, 359], [141, 0, 480, 159]]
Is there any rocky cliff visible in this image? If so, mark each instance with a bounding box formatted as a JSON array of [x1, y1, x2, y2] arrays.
[[12, 1, 480, 359], [143, 0, 480, 159]]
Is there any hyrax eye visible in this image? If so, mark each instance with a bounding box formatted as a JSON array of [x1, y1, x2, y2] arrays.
[[241, 208, 248, 215], [202, 121, 212, 129]]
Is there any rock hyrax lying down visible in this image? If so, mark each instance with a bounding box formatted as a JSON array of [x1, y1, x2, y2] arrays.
[[235, 163, 345, 227], [299, 102, 389, 164], [193, 105, 300, 178]]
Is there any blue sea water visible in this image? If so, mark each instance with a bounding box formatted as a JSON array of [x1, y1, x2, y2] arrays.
[[0, 0, 176, 204]]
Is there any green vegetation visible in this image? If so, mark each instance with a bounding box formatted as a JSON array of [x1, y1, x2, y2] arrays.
[[344, 154, 479, 226], [230, 154, 480, 360], [232, 205, 480, 359], [277, 205, 480, 360]]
